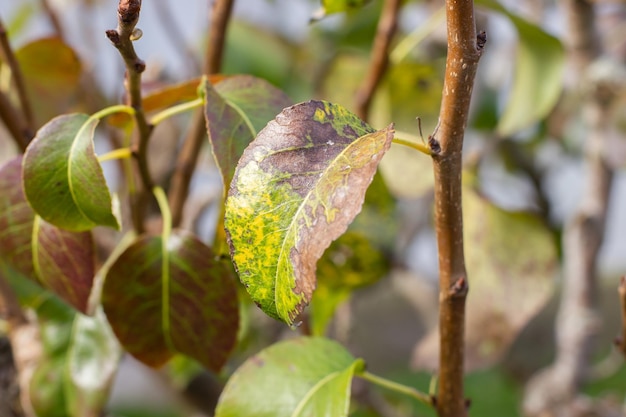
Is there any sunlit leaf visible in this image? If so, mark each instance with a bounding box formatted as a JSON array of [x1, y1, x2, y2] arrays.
[[204, 75, 293, 191], [0, 156, 36, 278], [102, 230, 239, 371], [15, 37, 82, 127], [477, 0, 565, 136], [225, 100, 394, 324], [65, 309, 121, 417], [216, 337, 363, 417], [23, 113, 119, 231], [312, 0, 372, 20]]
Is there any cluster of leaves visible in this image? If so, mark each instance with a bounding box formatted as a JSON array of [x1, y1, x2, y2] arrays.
[[0, 0, 570, 416]]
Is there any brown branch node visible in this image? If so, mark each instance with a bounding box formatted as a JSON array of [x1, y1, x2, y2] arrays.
[[476, 30, 487, 51]]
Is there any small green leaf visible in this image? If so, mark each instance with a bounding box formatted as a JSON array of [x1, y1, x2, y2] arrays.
[[225, 100, 394, 324], [23, 113, 119, 231], [102, 230, 239, 371], [312, 0, 372, 20], [205, 75, 293, 191], [216, 337, 361, 417], [477, 0, 565, 136], [0, 156, 36, 279]]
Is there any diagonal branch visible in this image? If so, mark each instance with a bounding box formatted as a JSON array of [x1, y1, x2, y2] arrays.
[[617, 276, 626, 358], [168, 0, 235, 228], [430, 1, 485, 416], [354, 0, 402, 121], [0, 18, 35, 149]]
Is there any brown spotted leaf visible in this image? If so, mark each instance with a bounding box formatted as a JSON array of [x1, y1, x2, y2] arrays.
[[225, 100, 394, 324], [101, 230, 239, 371]]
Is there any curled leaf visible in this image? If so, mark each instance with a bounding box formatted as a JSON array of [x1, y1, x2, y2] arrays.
[[225, 100, 393, 324]]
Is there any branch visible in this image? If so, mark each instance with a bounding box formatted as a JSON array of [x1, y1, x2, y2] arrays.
[[40, 0, 66, 40], [431, 1, 485, 416], [354, 0, 402, 121], [106, 0, 154, 232], [0, 19, 34, 149], [168, 0, 235, 228]]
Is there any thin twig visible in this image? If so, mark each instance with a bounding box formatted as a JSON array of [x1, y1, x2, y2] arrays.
[[0, 19, 35, 147], [106, 0, 154, 232], [40, 0, 66, 40], [431, 1, 484, 416], [354, 0, 402, 121], [168, 0, 235, 228]]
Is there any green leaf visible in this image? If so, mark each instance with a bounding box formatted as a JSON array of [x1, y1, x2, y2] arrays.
[[0, 156, 36, 279], [477, 0, 565, 136], [102, 230, 239, 371], [205, 75, 293, 191], [216, 337, 362, 417], [30, 357, 68, 417], [23, 113, 119, 231], [312, 0, 372, 20], [312, 231, 389, 336], [15, 37, 82, 127], [33, 217, 95, 314], [225, 100, 394, 324]]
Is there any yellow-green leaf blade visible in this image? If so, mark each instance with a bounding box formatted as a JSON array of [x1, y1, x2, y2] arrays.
[[225, 100, 394, 324], [23, 114, 119, 231], [216, 337, 360, 417]]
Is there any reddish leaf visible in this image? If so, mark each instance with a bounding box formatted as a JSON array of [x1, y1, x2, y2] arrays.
[[0, 156, 36, 278], [102, 230, 239, 371], [33, 218, 95, 314]]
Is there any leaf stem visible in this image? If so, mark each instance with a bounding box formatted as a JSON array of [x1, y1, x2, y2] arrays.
[[98, 147, 133, 162], [358, 371, 433, 407], [150, 97, 204, 126], [91, 104, 136, 121], [153, 186, 172, 242], [392, 137, 431, 155]]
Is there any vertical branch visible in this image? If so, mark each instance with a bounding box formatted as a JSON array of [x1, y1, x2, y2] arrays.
[[40, 0, 66, 40], [168, 0, 235, 228], [431, 1, 484, 416], [106, 0, 154, 232], [354, 0, 402, 121]]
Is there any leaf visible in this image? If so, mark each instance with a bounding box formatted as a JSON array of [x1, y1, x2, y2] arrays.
[[23, 113, 119, 231], [0, 157, 96, 313], [312, 231, 389, 336], [477, 0, 565, 136], [33, 217, 95, 314], [0, 156, 36, 278], [225, 100, 394, 324], [205, 75, 293, 191], [65, 309, 121, 417], [15, 37, 82, 127], [102, 230, 239, 371], [312, 0, 372, 20], [412, 185, 557, 370], [215, 337, 363, 417]]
